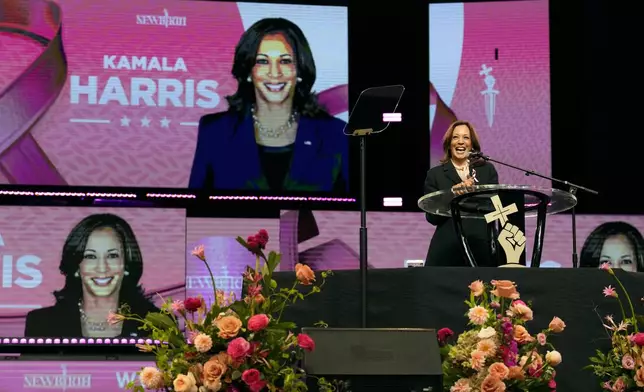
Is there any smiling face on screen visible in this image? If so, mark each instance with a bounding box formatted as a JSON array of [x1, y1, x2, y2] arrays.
[[600, 234, 636, 272], [252, 33, 297, 107], [79, 228, 125, 298]]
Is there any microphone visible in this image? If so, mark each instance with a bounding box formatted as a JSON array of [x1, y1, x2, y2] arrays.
[[467, 150, 487, 168], [467, 150, 486, 159]]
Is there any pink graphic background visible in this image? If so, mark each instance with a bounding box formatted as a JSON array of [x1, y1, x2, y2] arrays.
[[0, 206, 186, 336], [0, 361, 154, 391], [429, 0, 551, 187], [0, 0, 348, 187]]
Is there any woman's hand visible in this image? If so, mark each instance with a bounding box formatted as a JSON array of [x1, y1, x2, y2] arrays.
[[452, 176, 476, 195]]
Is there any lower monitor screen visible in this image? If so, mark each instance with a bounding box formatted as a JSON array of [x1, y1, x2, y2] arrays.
[[0, 207, 186, 338], [429, 0, 551, 186]]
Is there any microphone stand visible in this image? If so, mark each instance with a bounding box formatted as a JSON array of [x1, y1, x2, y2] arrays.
[[472, 153, 598, 268]]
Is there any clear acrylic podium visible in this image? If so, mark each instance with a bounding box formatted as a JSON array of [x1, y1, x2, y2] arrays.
[[418, 185, 577, 268]]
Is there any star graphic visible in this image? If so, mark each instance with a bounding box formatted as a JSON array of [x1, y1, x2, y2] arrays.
[[120, 116, 131, 126], [160, 117, 171, 128], [141, 116, 151, 127]]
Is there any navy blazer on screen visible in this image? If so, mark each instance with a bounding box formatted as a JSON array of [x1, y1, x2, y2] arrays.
[[188, 110, 349, 192], [424, 161, 499, 267]]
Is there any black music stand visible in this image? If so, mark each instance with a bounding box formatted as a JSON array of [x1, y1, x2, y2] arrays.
[[343, 85, 405, 327]]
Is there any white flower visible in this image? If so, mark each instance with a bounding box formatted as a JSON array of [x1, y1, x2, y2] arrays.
[[478, 326, 497, 339]]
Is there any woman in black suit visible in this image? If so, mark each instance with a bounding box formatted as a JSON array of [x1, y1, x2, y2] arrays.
[[24, 214, 158, 337], [424, 120, 499, 267]]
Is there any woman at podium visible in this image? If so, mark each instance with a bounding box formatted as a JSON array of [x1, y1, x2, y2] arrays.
[[423, 120, 499, 267]]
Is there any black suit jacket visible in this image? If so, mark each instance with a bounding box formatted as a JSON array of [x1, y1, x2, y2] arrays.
[[423, 161, 499, 267], [24, 302, 159, 338]]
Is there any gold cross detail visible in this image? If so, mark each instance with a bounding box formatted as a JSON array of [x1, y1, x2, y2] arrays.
[[484, 195, 518, 226]]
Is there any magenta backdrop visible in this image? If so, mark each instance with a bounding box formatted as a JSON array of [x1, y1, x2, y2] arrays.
[[429, 0, 551, 187], [0, 206, 186, 337], [0, 0, 348, 187]]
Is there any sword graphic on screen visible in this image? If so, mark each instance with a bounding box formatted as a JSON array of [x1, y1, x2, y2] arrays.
[[480, 64, 499, 128]]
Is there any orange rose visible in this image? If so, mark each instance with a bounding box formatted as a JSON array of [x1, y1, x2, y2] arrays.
[[469, 280, 485, 297], [214, 315, 242, 339], [481, 375, 506, 392], [507, 366, 525, 380], [211, 352, 233, 366], [295, 263, 315, 285], [490, 280, 519, 299], [508, 302, 533, 321], [513, 325, 534, 344], [203, 359, 227, 389], [488, 362, 510, 380], [636, 366, 644, 387], [548, 317, 566, 333], [188, 363, 203, 382]]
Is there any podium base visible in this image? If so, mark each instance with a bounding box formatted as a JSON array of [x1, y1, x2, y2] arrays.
[[499, 264, 526, 268]]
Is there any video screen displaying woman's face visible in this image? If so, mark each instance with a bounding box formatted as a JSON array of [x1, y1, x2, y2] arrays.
[[79, 228, 126, 298]]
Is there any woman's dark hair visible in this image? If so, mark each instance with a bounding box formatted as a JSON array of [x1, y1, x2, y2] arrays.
[[226, 17, 327, 117], [579, 221, 644, 271], [54, 213, 150, 306]]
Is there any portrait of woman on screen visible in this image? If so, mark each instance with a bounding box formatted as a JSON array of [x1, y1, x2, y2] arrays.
[[579, 221, 644, 272], [24, 213, 158, 338], [189, 17, 349, 193]]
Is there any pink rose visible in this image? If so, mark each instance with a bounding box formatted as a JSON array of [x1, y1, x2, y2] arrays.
[[613, 378, 626, 392], [469, 280, 485, 296], [508, 301, 533, 321], [297, 333, 316, 351], [488, 362, 510, 380], [248, 314, 270, 332], [537, 333, 547, 346], [622, 355, 635, 370], [242, 369, 261, 385], [632, 333, 644, 346], [481, 375, 506, 392], [249, 380, 267, 392], [227, 337, 251, 359], [184, 297, 203, 313]]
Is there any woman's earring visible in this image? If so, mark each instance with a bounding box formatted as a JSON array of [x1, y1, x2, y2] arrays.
[[124, 270, 129, 276], [74, 271, 79, 278], [247, 76, 252, 82], [296, 77, 302, 82]]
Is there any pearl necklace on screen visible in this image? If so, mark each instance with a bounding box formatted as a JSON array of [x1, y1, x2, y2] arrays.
[[78, 301, 117, 332], [251, 105, 297, 138]]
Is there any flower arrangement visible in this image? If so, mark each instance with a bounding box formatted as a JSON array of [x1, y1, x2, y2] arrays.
[[439, 280, 565, 392], [587, 263, 644, 391], [114, 230, 334, 392]]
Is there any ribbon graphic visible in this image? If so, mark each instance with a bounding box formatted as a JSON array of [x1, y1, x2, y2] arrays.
[[0, 0, 67, 184]]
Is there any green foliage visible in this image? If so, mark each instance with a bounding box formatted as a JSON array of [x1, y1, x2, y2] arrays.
[[117, 232, 332, 392]]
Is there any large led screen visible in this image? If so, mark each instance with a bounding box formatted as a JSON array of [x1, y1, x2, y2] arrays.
[[0, 0, 348, 192], [0, 207, 186, 337], [429, 0, 550, 185]]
